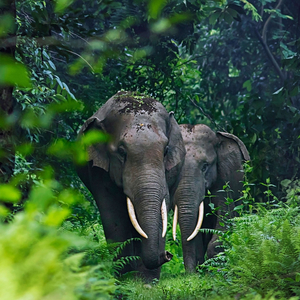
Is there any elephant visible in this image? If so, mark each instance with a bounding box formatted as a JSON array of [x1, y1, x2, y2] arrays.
[[172, 124, 250, 273], [76, 91, 186, 281]]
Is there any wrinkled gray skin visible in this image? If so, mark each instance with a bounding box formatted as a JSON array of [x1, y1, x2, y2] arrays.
[[173, 124, 250, 273], [77, 91, 186, 281]]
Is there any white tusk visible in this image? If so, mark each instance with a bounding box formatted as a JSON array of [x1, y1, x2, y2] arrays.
[[161, 199, 167, 238], [127, 197, 148, 239], [187, 201, 204, 242], [172, 205, 178, 241]]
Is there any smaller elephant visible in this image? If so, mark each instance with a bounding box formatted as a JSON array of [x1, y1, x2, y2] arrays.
[[172, 124, 250, 272]]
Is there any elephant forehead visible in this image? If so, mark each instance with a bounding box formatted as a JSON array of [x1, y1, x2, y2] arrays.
[[180, 124, 216, 144], [185, 141, 216, 163], [121, 125, 168, 147]]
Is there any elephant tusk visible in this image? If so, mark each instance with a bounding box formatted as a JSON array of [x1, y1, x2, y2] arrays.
[[161, 199, 167, 238], [172, 205, 178, 241], [187, 201, 204, 242], [127, 197, 148, 239]]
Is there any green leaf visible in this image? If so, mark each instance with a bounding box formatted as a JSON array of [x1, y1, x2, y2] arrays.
[[151, 18, 171, 34], [251, 133, 257, 144], [0, 55, 31, 87], [54, 0, 75, 14], [233, 204, 244, 211], [0, 13, 15, 38], [44, 206, 71, 226], [223, 12, 234, 24], [281, 179, 291, 188], [0, 184, 21, 203], [243, 80, 252, 92], [16, 143, 34, 156], [80, 130, 110, 146], [148, 0, 167, 19], [209, 10, 221, 25]]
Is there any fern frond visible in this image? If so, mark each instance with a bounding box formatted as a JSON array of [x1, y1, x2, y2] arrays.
[[112, 237, 141, 259], [199, 228, 224, 236]]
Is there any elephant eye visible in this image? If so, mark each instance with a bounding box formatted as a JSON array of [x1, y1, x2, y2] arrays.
[[164, 146, 169, 156], [202, 163, 209, 173], [118, 146, 127, 159]]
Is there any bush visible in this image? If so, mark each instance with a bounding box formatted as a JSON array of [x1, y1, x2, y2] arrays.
[[0, 177, 117, 300], [224, 206, 300, 298]]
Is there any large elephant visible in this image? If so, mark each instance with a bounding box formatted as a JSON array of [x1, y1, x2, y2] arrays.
[[76, 91, 186, 281], [172, 124, 250, 272]]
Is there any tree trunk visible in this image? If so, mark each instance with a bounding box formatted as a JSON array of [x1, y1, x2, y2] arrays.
[[0, 0, 16, 184]]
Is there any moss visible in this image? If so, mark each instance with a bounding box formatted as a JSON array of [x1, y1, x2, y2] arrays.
[[114, 91, 158, 115]]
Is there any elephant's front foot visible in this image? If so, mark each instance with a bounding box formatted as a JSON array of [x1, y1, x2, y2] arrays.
[[207, 234, 223, 258]]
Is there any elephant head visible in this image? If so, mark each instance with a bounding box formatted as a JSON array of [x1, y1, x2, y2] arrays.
[[77, 91, 185, 278], [172, 124, 250, 272]]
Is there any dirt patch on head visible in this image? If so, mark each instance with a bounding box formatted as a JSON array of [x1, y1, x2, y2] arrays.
[[182, 124, 195, 133], [114, 91, 158, 115]]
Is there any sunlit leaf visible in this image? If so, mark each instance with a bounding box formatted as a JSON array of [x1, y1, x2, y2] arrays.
[[16, 143, 34, 156], [151, 18, 171, 34], [80, 130, 110, 146], [0, 184, 21, 203], [0, 55, 31, 87], [54, 0, 74, 14], [26, 185, 55, 213], [0, 204, 9, 217], [44, 206, 71, 226], [148, 0, 167, 19], [57, 189, 82, 205]]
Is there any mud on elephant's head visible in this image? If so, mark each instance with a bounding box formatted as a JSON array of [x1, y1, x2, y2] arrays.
[[77, 91, 186, 272]]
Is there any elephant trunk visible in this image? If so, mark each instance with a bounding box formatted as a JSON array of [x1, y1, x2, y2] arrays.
[[127, 172, 170, 270], [174, 174, 206, 272]]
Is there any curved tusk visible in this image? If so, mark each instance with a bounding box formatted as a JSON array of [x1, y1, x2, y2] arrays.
[[127, 197, 148, 239], [161, 199, 167, 238], [172, 205, 178, 241], [187, 201, 204, 242]]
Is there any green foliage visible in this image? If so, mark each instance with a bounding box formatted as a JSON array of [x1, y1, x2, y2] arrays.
[[225, 207, 300, 298], [0, 54, 31, 87], [111, 238, 141, 275], [0, 176, 118, 300], [1, 0, 300, 299], [281, 179, 300, 207], [161, 210, 185, 275]]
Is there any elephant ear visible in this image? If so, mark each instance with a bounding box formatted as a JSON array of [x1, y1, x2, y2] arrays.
[[79, 115, 109, 172], [165, 112, 186, 171], [216, 131, 250, 183]]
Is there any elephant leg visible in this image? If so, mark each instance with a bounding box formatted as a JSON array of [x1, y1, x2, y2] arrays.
[[207, 234, 223, 259], [135, 262, 162, 283], [90, 167, 137, 273], [185, 233, 206, 272], [205, 196, 227, 258], [202, 199, 216, 259]]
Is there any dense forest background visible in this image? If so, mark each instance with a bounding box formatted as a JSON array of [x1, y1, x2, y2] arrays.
[[1, 0, 300, 299]]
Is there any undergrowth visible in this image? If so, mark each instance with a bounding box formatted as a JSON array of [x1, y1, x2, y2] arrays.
[[2, 162, 300, 299]]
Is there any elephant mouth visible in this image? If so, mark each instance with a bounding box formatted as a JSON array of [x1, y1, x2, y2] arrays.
[[161, 251, 173, 263], [126, 197, 168, 239], [172, 201, 204, 241]]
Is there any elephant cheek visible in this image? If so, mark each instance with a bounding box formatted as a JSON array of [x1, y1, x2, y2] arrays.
[[109, 158, 123, 187], [206, 165, 217, 190]]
